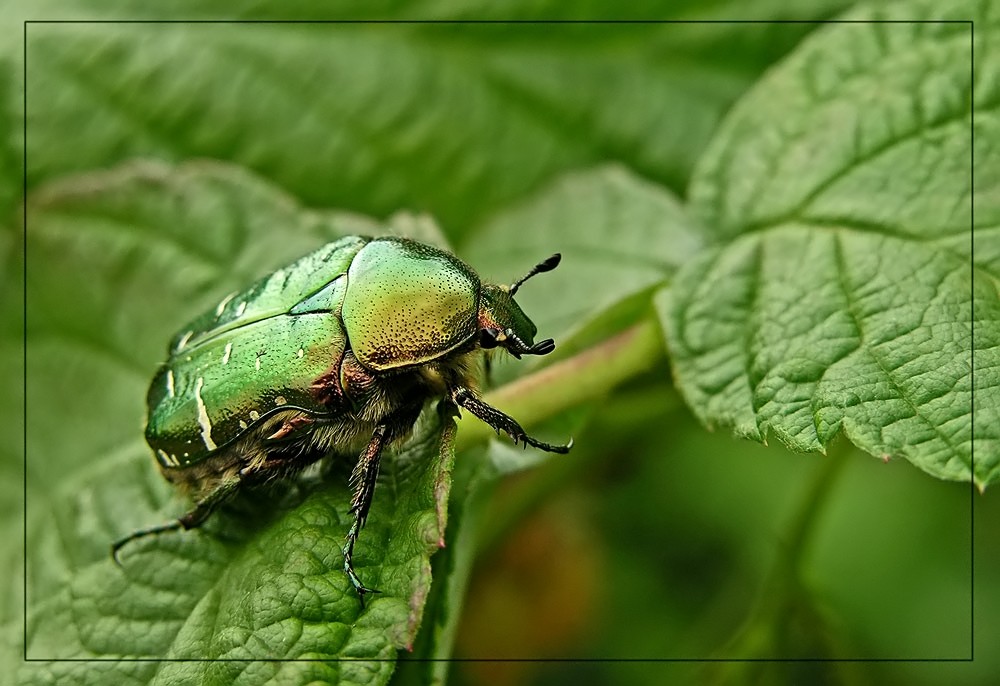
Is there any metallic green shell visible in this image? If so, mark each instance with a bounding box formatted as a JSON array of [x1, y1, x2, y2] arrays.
[[341, 237, 480, 371], [146, 236, 367, 469]]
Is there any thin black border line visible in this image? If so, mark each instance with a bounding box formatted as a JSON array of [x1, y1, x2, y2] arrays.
[[21, 17, 977, 665], [21, 19, 975, 25], [21, 16, 28, 667], [16, 657, 982, 664], [969, 14, 976, 664]]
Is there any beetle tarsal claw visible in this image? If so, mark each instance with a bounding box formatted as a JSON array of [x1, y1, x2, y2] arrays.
[[355, 584, 382, 609], [110, 544, 125, 568]]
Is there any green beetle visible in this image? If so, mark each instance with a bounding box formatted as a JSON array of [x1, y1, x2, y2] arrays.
[[113, 235, 569, 603]]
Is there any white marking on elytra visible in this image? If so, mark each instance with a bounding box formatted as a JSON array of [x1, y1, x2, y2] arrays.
[[297, 348, 304, 358], [176, 331, 193, 351], [166, 369, 175, 397], [157, 449, 171, 465], [249, 410, 260, 421], [235, 301, 247, 317], [215, 291, 237, 317], [194, 376, 217, 451], [239, 419, 248, 430], [221, 342, 233, 365], [255, 354, 262, 371], [275, 395, 287, 406]]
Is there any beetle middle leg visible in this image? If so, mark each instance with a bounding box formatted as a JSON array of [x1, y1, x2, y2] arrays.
[[343, 403, 424, 606], [451, 386, 572, 453]]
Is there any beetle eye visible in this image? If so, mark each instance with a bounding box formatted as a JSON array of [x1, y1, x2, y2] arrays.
[[480, 327, 501, 349]]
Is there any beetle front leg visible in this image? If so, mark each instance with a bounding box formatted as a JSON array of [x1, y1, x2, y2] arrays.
[[450, 386, 572, 453], [111, 477, 241, 565]]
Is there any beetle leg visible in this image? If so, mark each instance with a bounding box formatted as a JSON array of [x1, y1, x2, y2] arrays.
[[264, 415, 314, 442], [111, 477, 241, 565], [343, 425, 385, 604], [450, 386, 573, 453], [343, 403, 424, 607]]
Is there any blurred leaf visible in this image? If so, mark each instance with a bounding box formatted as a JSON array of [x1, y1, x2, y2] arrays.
[[0, 224, 23, 684], [660, 0, 998, 488], [18, 162, 456, 684], [464, 165, 701, 357], [12, 6, 855, 234]]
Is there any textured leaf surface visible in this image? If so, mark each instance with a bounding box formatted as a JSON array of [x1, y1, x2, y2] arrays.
[[19, 162, 456, 683], [660, 0, 998, 488]]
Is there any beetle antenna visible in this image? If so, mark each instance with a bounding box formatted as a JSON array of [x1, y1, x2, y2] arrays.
[[505, 330, 555, 357], [509, 253, 561, 295]]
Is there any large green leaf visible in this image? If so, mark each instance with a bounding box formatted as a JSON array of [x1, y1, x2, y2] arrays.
[[19, 162, 457, 683], [10, 2, 854, 234], [660, 0, 998, 488]]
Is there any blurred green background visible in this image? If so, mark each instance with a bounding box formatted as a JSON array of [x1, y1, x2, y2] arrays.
[[6, 3, 994, 685]]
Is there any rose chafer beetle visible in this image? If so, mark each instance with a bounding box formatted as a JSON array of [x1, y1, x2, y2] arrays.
[[113, 235, 570, 603]]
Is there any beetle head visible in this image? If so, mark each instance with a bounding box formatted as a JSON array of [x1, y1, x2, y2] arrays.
[[478, 254, 561, 359]]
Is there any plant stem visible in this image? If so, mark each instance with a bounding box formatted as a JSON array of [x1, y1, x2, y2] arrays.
[[454, 317, 664, 452], [778, 437, 851, 581], [719, 439, 852, 667]]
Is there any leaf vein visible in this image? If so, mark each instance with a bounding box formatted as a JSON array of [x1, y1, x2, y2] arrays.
[[832, 233, 967, 471]]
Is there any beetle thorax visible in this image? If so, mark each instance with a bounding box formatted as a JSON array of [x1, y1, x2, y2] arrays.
[[341, 238, 481, 371]]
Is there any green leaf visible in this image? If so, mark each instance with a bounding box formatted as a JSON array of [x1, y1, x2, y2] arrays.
[[464, 165, 702, 354], [390, 451, 496, 686], [13, 8, 853, 234], [0, 226, 23, 682], [660, 0, 998, 488], [19, 162, 456, 683]]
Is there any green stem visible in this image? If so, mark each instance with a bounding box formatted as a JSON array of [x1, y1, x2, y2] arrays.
[[453, 317, 664, 452], [717, 439, 852, 667], [776, 438, 851, 582]]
